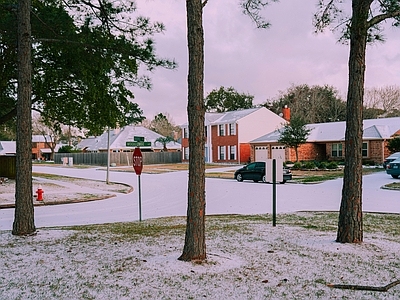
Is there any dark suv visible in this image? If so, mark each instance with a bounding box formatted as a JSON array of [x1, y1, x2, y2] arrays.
[[234, 162, 292, 184]]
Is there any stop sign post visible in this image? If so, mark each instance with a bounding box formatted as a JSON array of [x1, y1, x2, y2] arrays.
[[132, 148, 143, 221]]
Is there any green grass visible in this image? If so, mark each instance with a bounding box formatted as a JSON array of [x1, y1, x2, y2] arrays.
[[292, 167, 383, 183], [383, 182, 400, 190], [297, 174, 341, 183], [59, 212, 400, 240]]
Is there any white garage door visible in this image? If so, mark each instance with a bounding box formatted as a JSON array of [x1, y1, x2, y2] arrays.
[[271, 146, 286, 160], [255, 146, 269, 161]]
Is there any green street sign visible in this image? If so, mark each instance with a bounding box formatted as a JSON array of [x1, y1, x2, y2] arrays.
[[126, 141, 152, 147], [134, 136, 145, 142], [126, 141, 137, 147]]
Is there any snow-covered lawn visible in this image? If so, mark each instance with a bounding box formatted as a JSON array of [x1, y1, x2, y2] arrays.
[[1, 212, 399, 299]]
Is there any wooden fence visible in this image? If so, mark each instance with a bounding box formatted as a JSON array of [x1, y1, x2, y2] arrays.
[[0, 156, 16, 179], [54, 151, 182, 166]]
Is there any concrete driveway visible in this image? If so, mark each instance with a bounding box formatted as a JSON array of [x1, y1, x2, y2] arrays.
[[0, 166, 398, 230]]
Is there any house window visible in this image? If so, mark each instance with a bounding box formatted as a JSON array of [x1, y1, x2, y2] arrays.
[[204, 126, 207, 138], [332, 143, 343, 157], [184, 147, 189, 160], [218, 146, 225, 160], [218, 124, 225, 136], [183, 128, 188, 139], [229, 123, 236, 135], [362, 142, 368, 157], [229, 145, 236, 160]]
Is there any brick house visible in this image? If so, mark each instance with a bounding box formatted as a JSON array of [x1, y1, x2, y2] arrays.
[[0, 136, 56, 161], [181, 107, 287, 164], [32, 135, 56, 160], [250, 117, 400, 164]]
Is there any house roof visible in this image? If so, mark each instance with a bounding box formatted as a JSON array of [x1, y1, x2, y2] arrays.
[[40, 144, 63, 154], [32, 135, 54, 143], [77, 125, 181, 151], [251, 117, 400, 143], [181, 107, 265, 127], [0, 141, 16, 155]]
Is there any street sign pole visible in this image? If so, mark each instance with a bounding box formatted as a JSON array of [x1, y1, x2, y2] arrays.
[[138, 175, 142, 222]]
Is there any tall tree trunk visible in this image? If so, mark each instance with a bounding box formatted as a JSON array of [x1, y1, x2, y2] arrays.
[[336, 0, 371, 243], [13, 0, 35, 235], [179, 0, 206, 261]]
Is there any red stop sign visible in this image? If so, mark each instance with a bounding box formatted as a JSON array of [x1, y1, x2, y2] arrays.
[[132, 147, 143, 175]]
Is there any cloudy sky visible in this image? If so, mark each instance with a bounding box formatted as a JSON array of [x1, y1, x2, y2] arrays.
[[131, 0, 400, 125]]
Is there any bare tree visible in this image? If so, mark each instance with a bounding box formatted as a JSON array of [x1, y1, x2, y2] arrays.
[[364, 85, 400, 117], [265, 84, 346, 123], [315, 0, 400, 243], [13, 0, 35, 235]]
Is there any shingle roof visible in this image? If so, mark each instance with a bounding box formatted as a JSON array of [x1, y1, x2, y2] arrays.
[[0, 141, 16, 155], [211, 108, 261, 124], [32, 135, 54, 143], [181, 107, 264, 127], [251, 117, 400, 143]]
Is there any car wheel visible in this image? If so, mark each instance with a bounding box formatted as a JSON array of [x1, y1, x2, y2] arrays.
[[262, 175, 266, 183], [236, 174, 243, 182], [391, 174, 399, 179], [280, 180, 287, 184]]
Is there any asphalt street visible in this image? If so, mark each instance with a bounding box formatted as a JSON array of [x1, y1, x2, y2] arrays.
[[0, 166, 398, 230]]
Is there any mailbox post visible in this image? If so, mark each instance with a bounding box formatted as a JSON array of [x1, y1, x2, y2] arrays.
[[133, 147, 143, 221]]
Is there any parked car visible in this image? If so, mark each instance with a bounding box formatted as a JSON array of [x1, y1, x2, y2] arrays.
[[386, 158, 400, 179], [234, 161, 292, 184], [383, 152, 400, 169]]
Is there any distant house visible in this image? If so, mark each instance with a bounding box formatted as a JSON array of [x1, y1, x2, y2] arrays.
[[77, 125, 181, 153], [250, 117, 400, 164], [32, 135, 56, 160], [180, 107, 288, 164], [0, 136, 56, 160]]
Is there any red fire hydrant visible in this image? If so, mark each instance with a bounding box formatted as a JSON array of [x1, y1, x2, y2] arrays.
[[36, 185, 44, 201]]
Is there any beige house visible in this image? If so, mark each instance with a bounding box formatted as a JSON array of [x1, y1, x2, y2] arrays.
[[181, 107, 288, 163]]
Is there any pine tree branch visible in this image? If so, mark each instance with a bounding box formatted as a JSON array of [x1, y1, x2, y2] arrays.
[[368, 10, 400, 28]]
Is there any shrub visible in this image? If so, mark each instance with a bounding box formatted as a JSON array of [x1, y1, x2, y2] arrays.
[[318, 161, 328, 169], [58, 145, 81, 153], [387, 137, 400, 153], [293, 162, 302, 170], [362, 159, 376, 166], [303, 161, 316, 169], [326, 161, 338, 169]]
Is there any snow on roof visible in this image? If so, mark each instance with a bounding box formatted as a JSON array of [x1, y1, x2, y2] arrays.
[[211, 108, 261, 124], [32, 135, 54, 143], [181, 108, 264, 127], [77, 126, 181, 151], [0, 141, 16, 155], [251, 117, 400, 143], [40, 148, 52, 153]]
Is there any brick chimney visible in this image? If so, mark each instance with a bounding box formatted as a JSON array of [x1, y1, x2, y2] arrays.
[[282, 105, 291, 122]]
